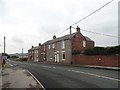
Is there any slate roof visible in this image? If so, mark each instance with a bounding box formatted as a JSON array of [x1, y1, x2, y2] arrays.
[[28, 46, 39, 51], [43, 33, 94, 45]]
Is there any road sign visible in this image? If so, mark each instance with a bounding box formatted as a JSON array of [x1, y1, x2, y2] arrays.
[[2, 56, 7, 59]]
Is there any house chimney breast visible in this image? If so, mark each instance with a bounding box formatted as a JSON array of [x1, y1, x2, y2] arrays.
[[76, 26, 80, 33]]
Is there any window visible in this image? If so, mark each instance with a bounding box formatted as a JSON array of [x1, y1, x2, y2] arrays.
[[61, 41, 65, 49], [62, 52, 65, 60], [52, 44, 55, 48], [83, 40, 86, 47], [43, 45, 45, 51], [48, 45, 51, 49]]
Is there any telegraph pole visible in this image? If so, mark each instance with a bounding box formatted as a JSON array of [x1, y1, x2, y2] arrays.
[[22, 48, 23, 60], [69, 26, 72, 64], [4, 36, 5, 54]]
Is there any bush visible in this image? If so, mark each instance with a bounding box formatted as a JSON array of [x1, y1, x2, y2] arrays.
[[84, 45, 120, 55]]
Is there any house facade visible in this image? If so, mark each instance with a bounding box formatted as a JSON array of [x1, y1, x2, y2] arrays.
[[38, 43, 47, 62], [46, 26, 94, 63], [28, 26, 94, 64], [28, 46, 39, 62]]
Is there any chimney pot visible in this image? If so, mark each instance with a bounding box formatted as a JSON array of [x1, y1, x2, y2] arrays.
[[32, 46, 34, 48], [39, 43, 41, 46], [53, 35, 56, 39], [76, 26, 80, 33]]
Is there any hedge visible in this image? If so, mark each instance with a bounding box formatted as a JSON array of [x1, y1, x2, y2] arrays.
[[84, 45, 120, 55]]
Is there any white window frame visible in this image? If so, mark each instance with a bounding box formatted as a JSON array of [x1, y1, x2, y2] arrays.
[[52, 43, 55, 48], [61, 41, 65, 49], [48, 45, 51, 49], [83, 40, 86, 47], [62, 52, 66, 60], [43, 45, 45, 51]]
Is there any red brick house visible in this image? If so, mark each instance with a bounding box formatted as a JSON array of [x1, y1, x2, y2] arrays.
[[28, 26, 94, 64], [44, 26, 94, 63]]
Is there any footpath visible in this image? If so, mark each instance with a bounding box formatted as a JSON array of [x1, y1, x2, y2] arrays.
[[1, 64, 45, 89]]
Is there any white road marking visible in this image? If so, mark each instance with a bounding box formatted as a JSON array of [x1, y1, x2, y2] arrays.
[[68, 69, 120, 81], [6, 62, 13, 67], [14, 64, 17, 66], [52, 67, 56, 69], [41, 66, 56, 69], [27, 70, 45, 90]]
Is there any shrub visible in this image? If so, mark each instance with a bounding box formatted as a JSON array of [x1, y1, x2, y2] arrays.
[[84, 45, 120, 55]]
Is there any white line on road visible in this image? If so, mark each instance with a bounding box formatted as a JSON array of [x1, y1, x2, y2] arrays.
[[68, 69, 120, 81], [27, 70, 45, 90], [6, 62, 13, 67]]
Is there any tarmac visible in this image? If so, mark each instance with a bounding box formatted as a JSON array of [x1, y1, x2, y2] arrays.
[[0, 61, 119, 89], [1, 64, 45, 89]]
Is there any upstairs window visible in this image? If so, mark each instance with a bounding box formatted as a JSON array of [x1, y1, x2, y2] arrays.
[[83, 40, 86, 47], [48, 45, 51, 49], [43, 45, 45, 51], [52, 44, 55, 48], [61, 41, 65, 49]]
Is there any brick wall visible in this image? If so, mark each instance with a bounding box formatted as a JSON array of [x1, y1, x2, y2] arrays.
[[72, 54, 120, 67]]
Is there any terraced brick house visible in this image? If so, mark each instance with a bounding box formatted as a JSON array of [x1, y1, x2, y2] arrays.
[[28, 45, 39, 62], [45, 26, 94, 64]]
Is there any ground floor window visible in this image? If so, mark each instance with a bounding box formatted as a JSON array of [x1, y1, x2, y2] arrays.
[[62, 52, 65, 60]]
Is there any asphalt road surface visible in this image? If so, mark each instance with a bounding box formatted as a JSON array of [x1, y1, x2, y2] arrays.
[[6, 60, 119, 89]]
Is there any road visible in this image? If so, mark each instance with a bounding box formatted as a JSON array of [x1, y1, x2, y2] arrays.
[[6, 60, 119, 88]]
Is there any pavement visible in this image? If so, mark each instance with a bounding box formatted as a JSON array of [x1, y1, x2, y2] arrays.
[[1, 63, 45, 89]]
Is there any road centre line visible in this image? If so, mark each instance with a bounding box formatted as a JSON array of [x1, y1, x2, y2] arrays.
[[68, 69, 120, 81]]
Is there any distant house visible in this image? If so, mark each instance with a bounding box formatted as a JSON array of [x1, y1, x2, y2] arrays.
[[44, 26, 94, 63], [28, 46, 39, 62], [38, 43, 47, 62]]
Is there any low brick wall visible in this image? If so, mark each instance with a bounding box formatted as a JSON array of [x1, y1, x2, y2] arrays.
[[72, 54, 120, 67]]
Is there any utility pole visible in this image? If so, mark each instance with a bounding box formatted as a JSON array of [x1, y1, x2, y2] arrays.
[[69, 26, 72, 64], [4, 36, 5, 54], [22, 48, 23, 60]]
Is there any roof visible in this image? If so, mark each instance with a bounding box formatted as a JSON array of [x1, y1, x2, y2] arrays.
[[43, 33, 94, 45], [45, 33, 76, 44], [28, 46, 39, 51], [84, 36, 94, 42]]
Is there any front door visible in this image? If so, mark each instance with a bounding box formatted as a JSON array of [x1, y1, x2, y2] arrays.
[[56, 54, 59, 62]]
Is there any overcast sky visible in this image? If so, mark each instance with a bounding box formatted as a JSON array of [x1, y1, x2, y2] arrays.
[[0, 0, 119, 54]]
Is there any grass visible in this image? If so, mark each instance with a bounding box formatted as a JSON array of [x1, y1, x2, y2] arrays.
[[9, 58, 18, 61]]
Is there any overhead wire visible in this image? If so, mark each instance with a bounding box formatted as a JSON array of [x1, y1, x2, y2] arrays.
[[71, 26, 119, 38], [57, 0, 114, 36], [70, 0, 114, 26]]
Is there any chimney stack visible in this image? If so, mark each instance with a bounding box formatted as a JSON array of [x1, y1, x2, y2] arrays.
[[53, 35, 56, 39], [76, 26, 80, 33], [39, 43, 41, 46], [32, 46, 34, 48]]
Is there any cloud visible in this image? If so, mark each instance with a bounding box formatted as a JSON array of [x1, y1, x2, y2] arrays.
[[0, 0, 119, 53], [12, 36, 24, 44]]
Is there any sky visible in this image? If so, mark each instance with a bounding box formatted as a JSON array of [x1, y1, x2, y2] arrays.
[[0, 0, 119, 54]]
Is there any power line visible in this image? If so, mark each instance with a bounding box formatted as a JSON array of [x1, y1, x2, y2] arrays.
[[70, 0, 114, 26], [57, 28, 69, 36], [57, 0, 114, 37], [57, 0, 115, 37], [71, 26, 119, 38]]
